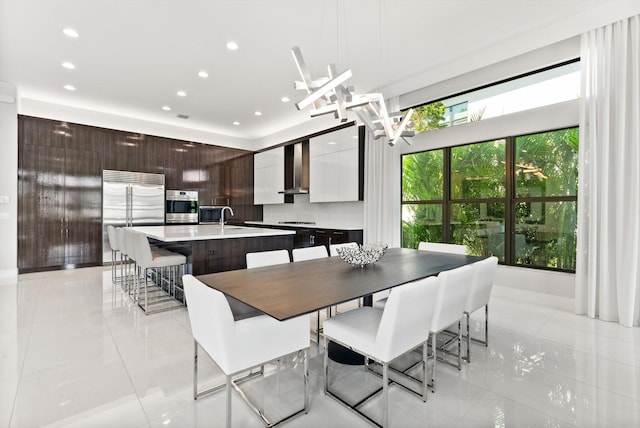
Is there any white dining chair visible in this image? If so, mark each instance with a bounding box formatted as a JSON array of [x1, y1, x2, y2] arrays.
[[464, 256, 498, 362], [246, 249, 290, 268], [418, 241, 468, 254], [322, 276, 439, 427], [429, 264, 474, 392], [329, 242, 358, 256], [374, 242, 468, 311], [292, 245, 329, 342], [183, 275, 310, 428], [292, 245, 328, 261]]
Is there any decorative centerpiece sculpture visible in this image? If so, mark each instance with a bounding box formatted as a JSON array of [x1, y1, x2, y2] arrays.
[[336, 243, 388, 268]]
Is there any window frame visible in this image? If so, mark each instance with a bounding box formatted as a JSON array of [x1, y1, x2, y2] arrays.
[[400, 126, 578, 273]]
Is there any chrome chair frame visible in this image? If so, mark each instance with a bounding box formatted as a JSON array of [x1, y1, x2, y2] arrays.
[[193, 340, 309, 428], [323, 335, 429, 428]]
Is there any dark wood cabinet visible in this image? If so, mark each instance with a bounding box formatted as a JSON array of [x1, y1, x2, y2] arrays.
[[18, 118, 104, 271], [18, 115, 262, 272], [191, 235, 294, 275], [253, 224, 363, 250], [198, 144, 231, 206], [310, 228, 363, 249], [165, 141, 200, 191], [139, 136, 168, 174], [228, 153, 262, 223]]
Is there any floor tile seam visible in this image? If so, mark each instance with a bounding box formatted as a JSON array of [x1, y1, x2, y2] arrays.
[[99, 301, 154, 428]]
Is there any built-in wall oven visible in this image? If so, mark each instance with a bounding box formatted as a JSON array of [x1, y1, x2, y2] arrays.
[[165, 190, 198, 224]]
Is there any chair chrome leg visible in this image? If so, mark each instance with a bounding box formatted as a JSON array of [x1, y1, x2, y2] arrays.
[[422, 343, 428, 402], [431, 332, 437, 392], [304, 349, 309, 413], [382, 363, 389, 428], [466, 312, 471, 363], [457, 321, 462, 370], [226, 375, 232, 428], [485, 305, 489, 346], [323, 336, 329, 395], [193, 341, 198, 400], [144, 267, 148, 314]]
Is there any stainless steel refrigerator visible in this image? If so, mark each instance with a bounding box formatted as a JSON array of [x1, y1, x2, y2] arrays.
[[102, 170, 165, 263]]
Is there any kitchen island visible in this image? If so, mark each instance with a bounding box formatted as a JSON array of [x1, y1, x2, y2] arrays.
[[131, 225, 295, 275]]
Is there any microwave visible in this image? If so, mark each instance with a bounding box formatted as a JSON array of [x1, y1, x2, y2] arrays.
[[199, 206, 225, 224]]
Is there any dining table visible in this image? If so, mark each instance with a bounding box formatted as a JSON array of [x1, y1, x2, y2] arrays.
[[196, 247, 485, 363], [196, 247, 485, 321]]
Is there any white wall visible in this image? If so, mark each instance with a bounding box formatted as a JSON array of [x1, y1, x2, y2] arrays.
[[262, 194, 363, 227], [0, 81, 18, 277]]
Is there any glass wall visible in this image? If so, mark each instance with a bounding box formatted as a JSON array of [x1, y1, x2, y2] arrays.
[[401, 127, 578, 272]]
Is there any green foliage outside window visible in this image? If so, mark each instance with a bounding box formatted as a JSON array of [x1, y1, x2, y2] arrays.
[[404, 102, 447, 134], [401, 127, 579, 271]]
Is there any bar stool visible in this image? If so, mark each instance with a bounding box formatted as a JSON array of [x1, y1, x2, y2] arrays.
[[130, 230, 187, 314], [115, 227, 133, 292], [106, 225, 120, 284]]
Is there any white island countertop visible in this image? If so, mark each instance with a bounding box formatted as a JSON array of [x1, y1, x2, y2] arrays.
[[131, 225, 295, 242]]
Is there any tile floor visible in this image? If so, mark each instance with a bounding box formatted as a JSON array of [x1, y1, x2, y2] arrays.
[[1, 266, 639, 427]]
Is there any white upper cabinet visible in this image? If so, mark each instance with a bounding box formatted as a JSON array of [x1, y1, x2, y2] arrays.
[[254, 146, 285, 204], [309, 126, 361, 203]]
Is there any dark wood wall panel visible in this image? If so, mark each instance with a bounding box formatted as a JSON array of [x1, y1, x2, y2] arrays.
[[18, 115, 262, 273]]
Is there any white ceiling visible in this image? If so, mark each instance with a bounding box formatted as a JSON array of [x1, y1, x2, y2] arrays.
[[0, 0, 626, 142]]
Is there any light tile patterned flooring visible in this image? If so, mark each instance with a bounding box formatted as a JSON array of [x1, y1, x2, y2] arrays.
[[1, 266, 639, 427]]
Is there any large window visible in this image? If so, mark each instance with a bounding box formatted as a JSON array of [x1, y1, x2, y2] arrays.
[[401, 127, 578, 271], [405, 60, 580, 134]]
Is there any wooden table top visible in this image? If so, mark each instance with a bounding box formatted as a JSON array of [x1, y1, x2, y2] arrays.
[[196, 247, 485, 321]]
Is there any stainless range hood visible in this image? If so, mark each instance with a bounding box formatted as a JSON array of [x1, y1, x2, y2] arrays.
[[279, 141, 309, 195]]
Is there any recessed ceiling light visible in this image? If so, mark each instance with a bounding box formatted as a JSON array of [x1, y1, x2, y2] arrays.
[[254, 111, 262, 116], [177, 90, 187, 97], [63, 28, 79, 38], [327, 141, 337, 145], [62, 62, 75, 69], [198, 70, 209, 78], [162, 106, 171, 111], [233, 121, 240, 126], [63, 85, 76, 91], [226, 41, 239, 50], [281, 97, 290, 103]]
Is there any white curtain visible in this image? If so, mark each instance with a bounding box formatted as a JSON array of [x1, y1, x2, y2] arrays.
[[363, 97, 400, 246], [575, 14, 640, 327]]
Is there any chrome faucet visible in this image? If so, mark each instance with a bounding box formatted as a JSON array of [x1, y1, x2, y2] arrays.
[[220, 206, 234, 230]]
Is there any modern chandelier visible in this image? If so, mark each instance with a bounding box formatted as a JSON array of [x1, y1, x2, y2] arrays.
[[291, 46, 414, 146]]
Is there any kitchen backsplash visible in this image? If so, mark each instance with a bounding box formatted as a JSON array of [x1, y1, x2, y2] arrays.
[[262, 194, 364, 226]]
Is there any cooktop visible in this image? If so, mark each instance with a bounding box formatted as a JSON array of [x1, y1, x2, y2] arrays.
[[278, 221, 316, 225]]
